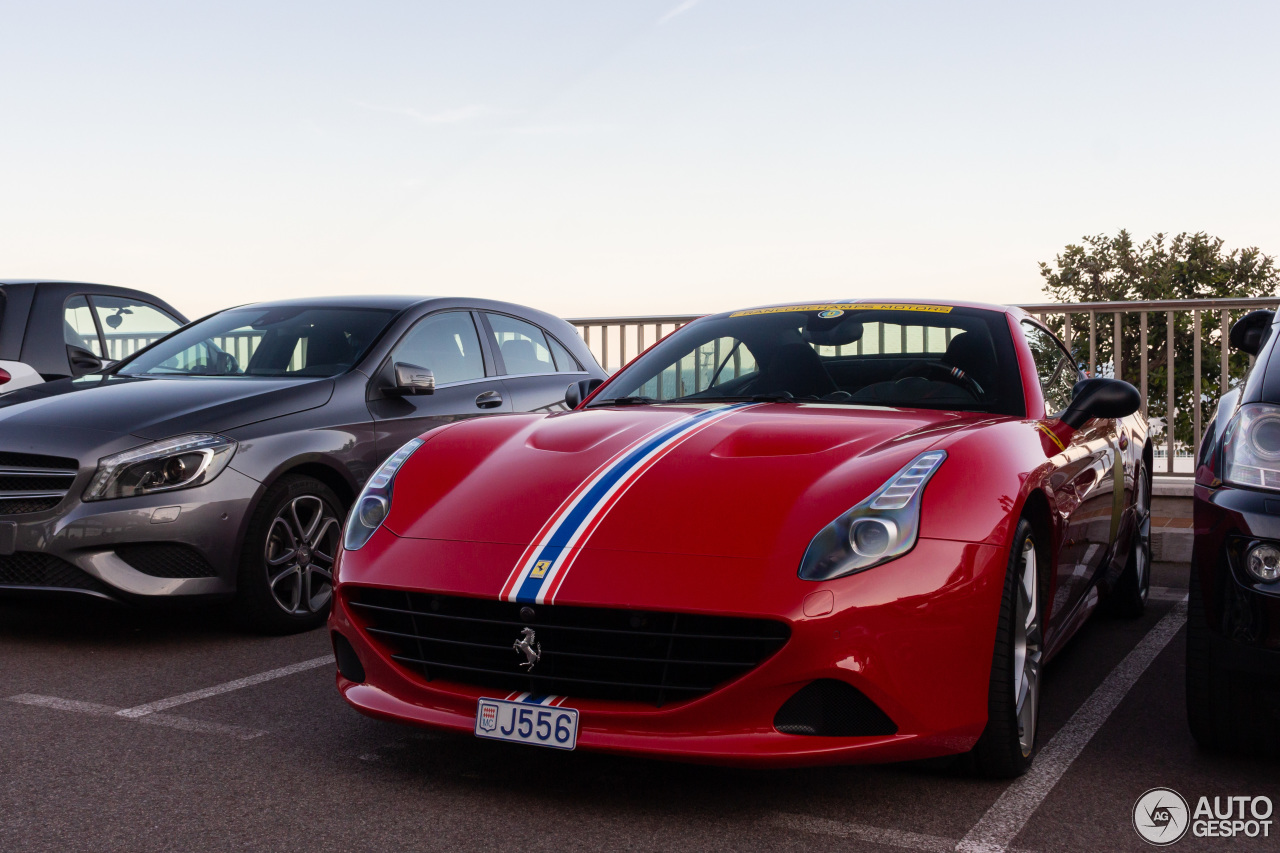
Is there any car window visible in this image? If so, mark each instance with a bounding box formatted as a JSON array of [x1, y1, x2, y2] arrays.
[[1022, 322, 1079, 414], [93, 296, 182, 361], [485, 313, 555, 375], [599, 305, 1025, 416], [117, 306, 396, 378], [391, 311, 486, 385], [64, 295, 103, 356], [547, 334, 583, 373]]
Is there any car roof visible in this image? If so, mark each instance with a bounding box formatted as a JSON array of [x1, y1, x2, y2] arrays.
[[707, 298, 1019, 319], [217, 294, 436, 313]]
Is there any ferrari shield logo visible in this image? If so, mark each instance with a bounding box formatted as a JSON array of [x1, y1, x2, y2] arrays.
[[479, 702, 498, 732], [531, 560, 551, 578]]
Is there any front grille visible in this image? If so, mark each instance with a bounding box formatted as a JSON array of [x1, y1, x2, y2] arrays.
[[348, 588, 790, 707], [0, 552, 113, 595], [116, 543, 217, 578], [0, 497, 62, 515], [0, 452, 78, 516]]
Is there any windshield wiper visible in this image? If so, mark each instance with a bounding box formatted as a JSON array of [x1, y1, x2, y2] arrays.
[[592, 396, 657, 407]]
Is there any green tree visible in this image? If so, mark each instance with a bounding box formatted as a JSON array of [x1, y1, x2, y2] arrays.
[[1038, 231, 1278, 448]]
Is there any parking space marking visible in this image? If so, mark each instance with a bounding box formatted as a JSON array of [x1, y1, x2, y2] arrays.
[[6, 693, 266, 740], [766, 813, 1031, 853], [114, 655, 332, 719], [956, 599, 1188, 853]]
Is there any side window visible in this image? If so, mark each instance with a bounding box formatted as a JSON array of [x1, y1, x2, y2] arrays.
[[93, 296, 182, 361], [485, 314, 555, 375], [64, 296, 103, 356], [547, 335, 582, 373], [1022, 322, 1079, 414], [392, 311, 485, 385]]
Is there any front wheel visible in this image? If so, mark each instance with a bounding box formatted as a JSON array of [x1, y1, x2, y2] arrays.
[[237, 475, 344, 634], [965, 517, 1044, 778], [1108, 462, 1151, 617]]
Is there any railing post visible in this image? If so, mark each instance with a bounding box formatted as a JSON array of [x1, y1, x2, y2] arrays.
[[1220, 309, 1229, 395], [602, 325, 610, 373], [1113, 311, 1122, 381], [1193, 310, 1202, 462], [1063, 313, 1072, 353], [1088, 311, 1097, 376], [1167, 311, 1175, 474], [1139, 312, 1148, 416]]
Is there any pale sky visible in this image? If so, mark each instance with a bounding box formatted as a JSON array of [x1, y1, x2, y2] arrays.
[[3, 1, 1279, 321]]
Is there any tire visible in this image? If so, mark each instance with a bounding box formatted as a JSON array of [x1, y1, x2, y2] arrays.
[[1108, 462, 1151, 617], [237, 475, 344, 635], [966, 517, 1044, 778], [1185, 567, 1280, 757]]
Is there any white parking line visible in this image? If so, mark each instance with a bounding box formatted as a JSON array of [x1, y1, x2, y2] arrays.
[[115, 655, 332, 719], [6, 693, 266, 740], [956, 599, 1188, 853]]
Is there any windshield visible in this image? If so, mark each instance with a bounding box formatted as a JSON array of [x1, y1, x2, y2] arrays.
[[116, 306, 397, 378], [595, 303, 1025, 416]]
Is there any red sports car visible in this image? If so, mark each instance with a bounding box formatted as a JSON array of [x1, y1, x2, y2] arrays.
[[330, 301, 1148, 777]]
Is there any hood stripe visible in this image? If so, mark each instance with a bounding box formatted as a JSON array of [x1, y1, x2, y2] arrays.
[[500, 403, 755, 604]]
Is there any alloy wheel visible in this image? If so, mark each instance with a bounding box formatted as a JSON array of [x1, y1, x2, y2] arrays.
[[1012, 537, 1043, 757], [264, 495, 340, 615], [1134, 470, 1152, 604]]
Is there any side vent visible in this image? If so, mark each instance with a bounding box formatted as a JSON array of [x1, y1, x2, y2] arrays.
[[774, 679, 898, 737]]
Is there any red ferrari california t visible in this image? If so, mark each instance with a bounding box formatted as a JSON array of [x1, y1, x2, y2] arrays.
[[330, 301, 1149, 777]]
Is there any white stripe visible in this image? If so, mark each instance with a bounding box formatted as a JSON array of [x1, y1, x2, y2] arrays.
[[957, 599, 1188, 853], [6, 693, 266, 739], [115, 655, 332, 719]]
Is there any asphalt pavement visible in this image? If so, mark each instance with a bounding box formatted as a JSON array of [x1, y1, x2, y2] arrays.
[[1, 562, 1276, 853]]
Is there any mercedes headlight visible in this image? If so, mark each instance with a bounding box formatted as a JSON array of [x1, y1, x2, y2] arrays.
[[1223, 403, 1280, 491], [343, 438, 423, 552], [84, 434, 237, 502], [798, 450, 947, 581]]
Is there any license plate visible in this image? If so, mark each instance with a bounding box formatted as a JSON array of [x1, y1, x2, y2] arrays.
[[474, 698, 578, 750]]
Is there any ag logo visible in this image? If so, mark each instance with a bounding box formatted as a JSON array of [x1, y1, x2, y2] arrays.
[[1134, 788, 1190, 845]]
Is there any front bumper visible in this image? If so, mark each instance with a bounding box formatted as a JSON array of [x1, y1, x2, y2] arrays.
[[1192, 482, 1280, 668], [331, 533, 1008, 768], [0, 467, 258, 602]]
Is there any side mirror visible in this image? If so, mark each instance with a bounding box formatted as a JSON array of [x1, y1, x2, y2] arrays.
[[565, 378, 605, 408], [388, 362, 435, 395], [1060, 377, 1141, 429], [67, 345, 104, 378], [1229, 310, 1274, 356]]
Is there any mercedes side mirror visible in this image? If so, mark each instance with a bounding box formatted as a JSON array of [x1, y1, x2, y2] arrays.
[[67, 345, 105, 378], [1060, 377, 1141, 429], [1229, 310, 1274, 356], [389, 363, 435, 395], [565, 378, 605, 408]]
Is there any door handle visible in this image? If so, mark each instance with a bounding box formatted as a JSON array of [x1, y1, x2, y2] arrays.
[[475, 390, 504, 409]]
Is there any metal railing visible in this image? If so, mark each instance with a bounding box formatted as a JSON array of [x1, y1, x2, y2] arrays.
[[572, 298, 1280, 475]]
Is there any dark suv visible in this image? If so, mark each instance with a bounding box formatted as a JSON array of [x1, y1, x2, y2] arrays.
[[0, 295, 604, 632], [1188, 308, 1280, 756]]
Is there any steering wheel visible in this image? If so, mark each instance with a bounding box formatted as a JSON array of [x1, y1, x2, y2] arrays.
[[915, 361, 985, 398]]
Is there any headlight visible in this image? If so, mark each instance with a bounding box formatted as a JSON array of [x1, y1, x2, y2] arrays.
[[83, 433, 237, 502], [1223, 403, 1280, 491], [343, 438, 423, 552], [798, 450, 946, 581]]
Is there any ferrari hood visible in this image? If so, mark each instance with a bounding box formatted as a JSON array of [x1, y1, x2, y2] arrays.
[[385, 402, 987, 561]]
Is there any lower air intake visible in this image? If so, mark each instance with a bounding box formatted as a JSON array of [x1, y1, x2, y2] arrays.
[[774, 679, 898, 737], [0, 552, 113, 596], [116, 543, 217, 578]]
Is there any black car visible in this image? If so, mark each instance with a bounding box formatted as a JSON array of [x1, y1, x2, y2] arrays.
[[1187, 308, 1280, 756], [0, 279, 186, 392], [0, 296, 604, 632]]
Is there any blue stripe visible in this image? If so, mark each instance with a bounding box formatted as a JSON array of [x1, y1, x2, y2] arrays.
[[522, 695, 546, 704], [512, 404, 749, 603]]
